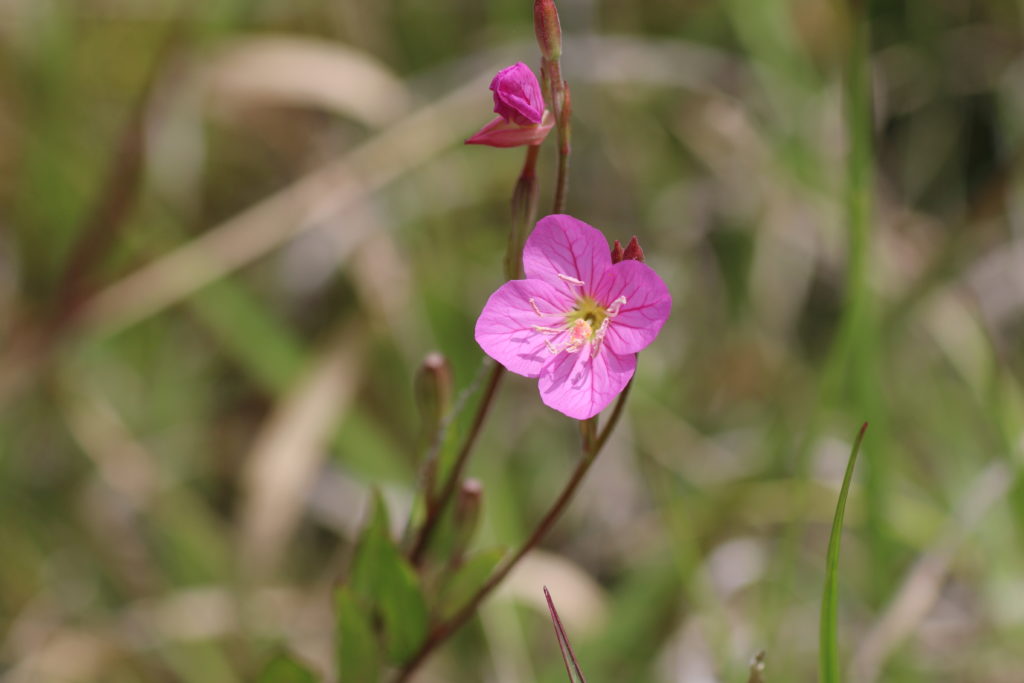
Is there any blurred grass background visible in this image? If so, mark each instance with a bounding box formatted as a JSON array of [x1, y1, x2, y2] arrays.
[[2, 0, 1024, 681]]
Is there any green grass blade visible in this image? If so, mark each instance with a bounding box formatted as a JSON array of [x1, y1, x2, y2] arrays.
[[544, 586, 587, 683], [819, 422, 868, 683]]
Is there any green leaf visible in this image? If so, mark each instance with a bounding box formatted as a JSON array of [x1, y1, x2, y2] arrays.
[[257, 653, 318, 683], [383, 558, 430, 663], [349, 493, 429, 664], [335, 587, 380, 683], [349, 493, 393, 606], [819, 423, 867, 683], [437, 547, 506, 620]]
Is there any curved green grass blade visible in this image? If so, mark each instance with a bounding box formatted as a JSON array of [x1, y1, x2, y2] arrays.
[[819, 422, 868, 683]]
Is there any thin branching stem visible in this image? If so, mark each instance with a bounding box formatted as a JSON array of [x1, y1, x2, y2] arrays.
[[408, 142, 543, 565], [409, 361, 504, 565], [395, 389, 631, 680], [546, 59, 571, 214]]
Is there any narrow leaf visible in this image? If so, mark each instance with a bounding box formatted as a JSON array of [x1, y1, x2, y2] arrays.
[[336, 587, 380, 683], [819, 422, 868, 683], [257, 653, 318, 683], [380, 559, 430, 663], [545, 586, 587, 683], [349, 492, 392, 606], [349, 492, 429, 664]]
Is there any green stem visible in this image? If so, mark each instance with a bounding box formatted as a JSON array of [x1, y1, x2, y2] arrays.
[[408, 143, 542, 564], [394, 386, 633, 681], [409, 362, 504, 565], [544, 58, 571, 213]]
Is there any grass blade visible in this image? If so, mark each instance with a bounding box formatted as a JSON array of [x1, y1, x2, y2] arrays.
[[819, 422, 868, 683], [544, 586, 587, 683]]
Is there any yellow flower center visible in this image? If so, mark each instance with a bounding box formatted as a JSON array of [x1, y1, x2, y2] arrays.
[[565, 296, 609, 330]]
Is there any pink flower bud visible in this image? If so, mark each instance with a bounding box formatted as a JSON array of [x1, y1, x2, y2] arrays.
[[467, 63, 554, 148], [490, 62, 544, 125]]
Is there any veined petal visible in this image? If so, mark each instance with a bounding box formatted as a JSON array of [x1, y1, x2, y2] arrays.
[[538, 346, 635, 420], [475, 279, 574, 378], [522, 215, 613, 296], [465, 111, 554, 148], [592, 260, 672, 354]]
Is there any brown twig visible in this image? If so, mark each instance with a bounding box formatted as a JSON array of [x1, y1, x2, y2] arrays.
[[52, 19, 188, 329], [0, 19, 187, 408]]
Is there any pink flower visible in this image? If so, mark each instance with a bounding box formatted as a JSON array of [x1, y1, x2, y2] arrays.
[[475, 215, 672, 419], [466, 62, 554, 148]]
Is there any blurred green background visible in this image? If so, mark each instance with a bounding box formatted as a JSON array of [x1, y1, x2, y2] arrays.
[[2, 0, 1024, 681]]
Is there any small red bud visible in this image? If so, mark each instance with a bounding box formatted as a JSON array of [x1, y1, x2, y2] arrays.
[[610, 240, 625, 263], [534, 0, 563, 61], [622, 236, 645, 262]]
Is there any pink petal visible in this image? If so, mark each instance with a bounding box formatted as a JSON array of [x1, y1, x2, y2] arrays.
[[465, 110, 554, 148], [522, 215, 613, 297], [490, 62, 544, 125], [592, 260, 672, 354], [475, 279, 574, 378], [538, 346, 636, 419]]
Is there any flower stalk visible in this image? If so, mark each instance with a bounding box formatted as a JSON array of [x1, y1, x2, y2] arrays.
[[395, 3, 661, 678], [506, 144, 541, 280], [535, 0, 571, 214], [394, 380, 633, 681]]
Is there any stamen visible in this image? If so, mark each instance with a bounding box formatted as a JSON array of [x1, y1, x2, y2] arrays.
[[606, 295, 627, 317], [529, 297, 560, 318], [557, 273, 585, 286], [591, 318, 610, 357]]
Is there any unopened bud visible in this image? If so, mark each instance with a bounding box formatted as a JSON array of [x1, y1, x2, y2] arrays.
[[610, 240, 625, 263], [622, 236, 645, 262], [451, 478, 483, 559], [534, 0, 563, 61], [414, 352, 452, 450]]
